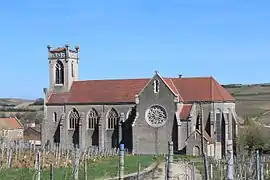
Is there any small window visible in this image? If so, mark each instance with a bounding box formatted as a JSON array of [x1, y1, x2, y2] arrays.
[[153, 80, 160, 93], [71, 62, 74, 77], [53, 112, 57, 122]]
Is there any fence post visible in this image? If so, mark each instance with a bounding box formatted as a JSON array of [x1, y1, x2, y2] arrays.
[[84, 157, 88, 180], [50, 163, 54, 180], [167, 141, 173, 180], [260, 150, 264, 180], [119, 144, 124, 180], [165, 155, 168, 180], [37, 150, 41, 180], [74, 148, 80, 180], [137, 160, 140, 180], [119, 113, 124, 146], [256, 149, 260, 180], [210, 163, 213, 180], [191, 162, 195, 180], [6, 147, 10, 168], [266, 162, 269, 178], [227, 140, 234, 180]]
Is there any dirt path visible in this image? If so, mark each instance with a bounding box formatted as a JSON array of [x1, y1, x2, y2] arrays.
[[151, 161, 202, 180]]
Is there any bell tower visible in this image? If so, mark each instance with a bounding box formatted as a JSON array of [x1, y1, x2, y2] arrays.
[[47, 44, 79, 93]]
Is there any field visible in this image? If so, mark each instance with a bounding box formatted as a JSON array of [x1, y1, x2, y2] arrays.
[[0, 155, 154, 180], [0, 141, 156, 180], [228, 84, 270, 125]]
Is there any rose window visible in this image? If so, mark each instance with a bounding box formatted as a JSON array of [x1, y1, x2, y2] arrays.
[[145, 105, 167, 127]]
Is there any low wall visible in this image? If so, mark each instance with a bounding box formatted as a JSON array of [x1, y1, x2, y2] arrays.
[[101, 161, 159, 180]]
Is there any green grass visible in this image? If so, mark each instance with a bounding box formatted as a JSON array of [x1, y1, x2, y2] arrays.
[[0, 155, 155, 180]]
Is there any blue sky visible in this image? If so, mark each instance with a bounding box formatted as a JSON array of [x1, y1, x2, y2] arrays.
[[1, 1, 270, 99]]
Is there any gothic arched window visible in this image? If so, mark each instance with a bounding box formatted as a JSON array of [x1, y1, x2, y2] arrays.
[[55, 60, 64, 84], [107, 108, 119, 129], [88, 108, 98, 129], [69, 108, 79, 129]]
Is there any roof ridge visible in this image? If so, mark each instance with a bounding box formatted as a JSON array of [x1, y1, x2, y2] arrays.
[[211, 77, 230, 101], [28, 127, 41, 133], [168, 78, 180, 95], [74, 76, 214, 82], [14, 117, 23, 128], [158, 76, 179, 97], [75, 78, 150, 82], [171, 76, 212, 80]]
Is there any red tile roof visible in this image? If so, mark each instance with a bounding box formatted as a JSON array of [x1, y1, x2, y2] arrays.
[[47, 76, 234, 104], [0, 117, 23, 130], [23, 127, 41, 141], [163, 78, 181, 98], [180, 104, 192, 120], [171, 77, 234, 102]]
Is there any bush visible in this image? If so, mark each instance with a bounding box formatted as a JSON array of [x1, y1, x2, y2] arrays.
[[237, 117, 270, 153]]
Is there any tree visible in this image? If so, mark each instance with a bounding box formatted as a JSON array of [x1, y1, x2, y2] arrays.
[[237, 117, 270, 154]]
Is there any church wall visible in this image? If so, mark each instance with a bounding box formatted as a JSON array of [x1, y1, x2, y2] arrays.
[[186, 132, 208, 156], [45, 96, 236, 157], [134, 75, 176, 154], [185, 102, 236, 158], [45, 105, 64, 145], [178, 121, 188, 151], [201, 102, 235, 159], [97, 104, 134, 149], [46, 104, 135, 150]]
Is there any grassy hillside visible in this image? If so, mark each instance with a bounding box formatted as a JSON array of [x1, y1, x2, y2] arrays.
[[224, 84, 270, 125], [0, 98, 34, 106], [0, 98, 43, 124]]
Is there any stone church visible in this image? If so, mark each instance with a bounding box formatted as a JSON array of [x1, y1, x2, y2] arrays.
[[42, 44, 238, 159]]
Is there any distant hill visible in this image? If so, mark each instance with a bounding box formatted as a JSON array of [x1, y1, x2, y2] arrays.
[[0, 98, 43, 124], [0, 98, 35, 106], [223, 83, 270, 125], [1, 83, 270, 125]]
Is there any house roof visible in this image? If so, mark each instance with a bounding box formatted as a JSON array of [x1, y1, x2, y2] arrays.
[[0, 117, 23, 130], [47, 76, 234, 104], [23, 127, 41, 141], [179, 104, 192, 120]]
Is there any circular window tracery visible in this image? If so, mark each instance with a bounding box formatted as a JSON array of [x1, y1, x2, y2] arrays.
[[145, 105, 167, 127]]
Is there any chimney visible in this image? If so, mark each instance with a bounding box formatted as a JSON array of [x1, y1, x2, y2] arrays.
[[178, 74, 182, 78]]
